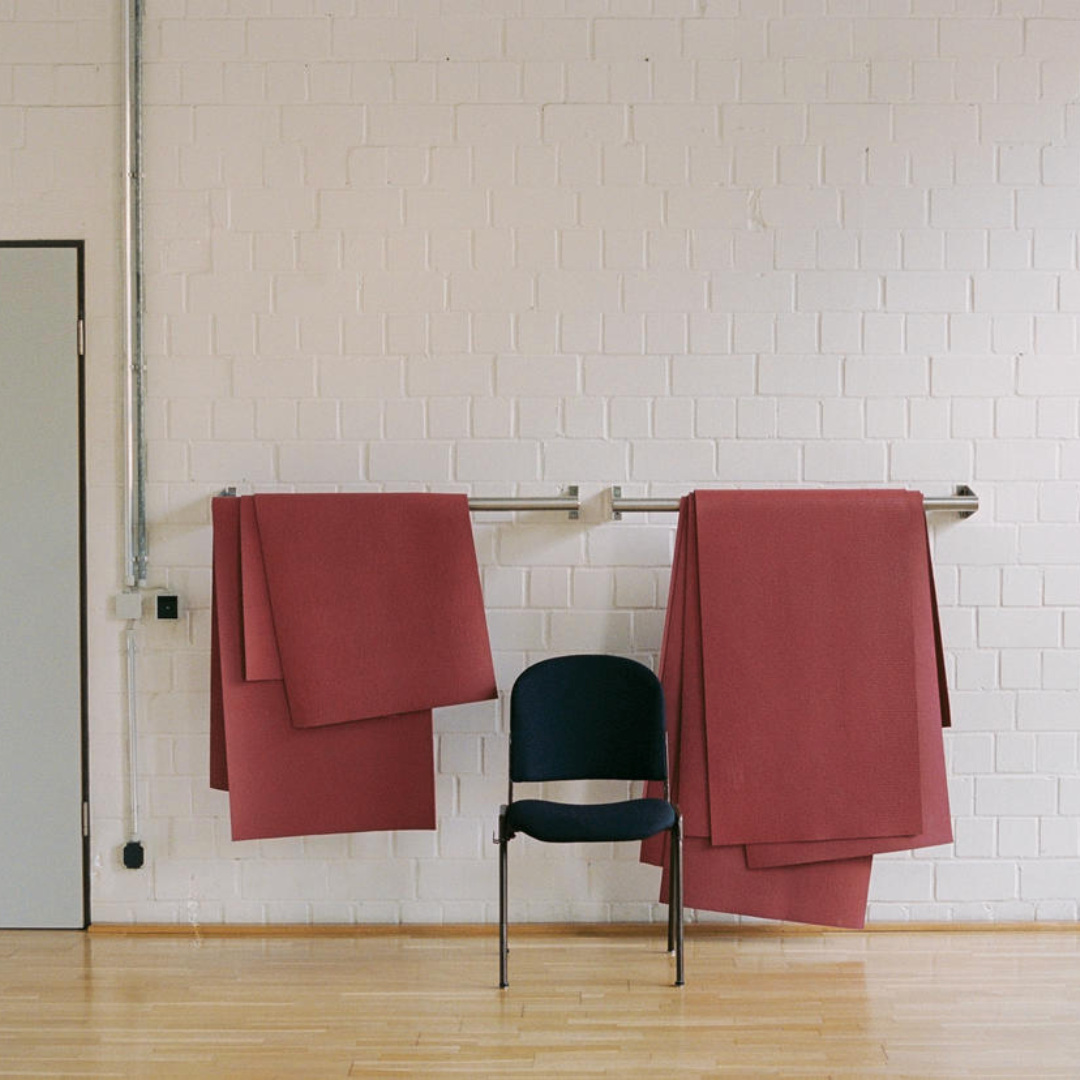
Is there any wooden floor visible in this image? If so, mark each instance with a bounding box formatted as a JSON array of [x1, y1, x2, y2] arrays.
[[2, 927, 1079, 1078]]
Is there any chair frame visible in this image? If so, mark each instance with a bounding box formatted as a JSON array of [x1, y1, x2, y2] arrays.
[[496, 660, 684, 989]]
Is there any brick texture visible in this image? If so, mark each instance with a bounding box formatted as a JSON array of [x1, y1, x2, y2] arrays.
[[5, 4, 1077, 926]]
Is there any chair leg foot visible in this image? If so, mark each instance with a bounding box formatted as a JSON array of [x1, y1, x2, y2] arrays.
[[498, 813, 509, 989]]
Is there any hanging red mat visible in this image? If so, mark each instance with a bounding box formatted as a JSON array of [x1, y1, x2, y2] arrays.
[[644, 490, 951, 928], [210, 493, 496, 841]]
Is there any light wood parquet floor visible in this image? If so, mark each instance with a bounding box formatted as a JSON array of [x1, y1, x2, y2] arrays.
[[1, 926, 1079, 1078]]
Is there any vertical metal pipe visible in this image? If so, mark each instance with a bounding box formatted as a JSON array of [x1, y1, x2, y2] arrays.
[[125, 628, 140, 841], [123, 0, 147, 585], [122, 1, 147, 865]]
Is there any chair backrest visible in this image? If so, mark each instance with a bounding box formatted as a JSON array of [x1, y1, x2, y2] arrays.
[[509, 654, 667, 784]]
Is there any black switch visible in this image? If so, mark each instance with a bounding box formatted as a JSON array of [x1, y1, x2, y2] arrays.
[[156, 594, 179, 620]]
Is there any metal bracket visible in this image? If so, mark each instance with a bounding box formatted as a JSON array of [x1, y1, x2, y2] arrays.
[[953, 484, 978, 519]]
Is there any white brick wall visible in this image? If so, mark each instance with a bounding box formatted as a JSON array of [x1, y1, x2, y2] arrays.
[[5, 3, 1078, 927]]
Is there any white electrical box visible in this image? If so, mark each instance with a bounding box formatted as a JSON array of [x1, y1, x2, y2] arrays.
[[114, 592, 143, 620]]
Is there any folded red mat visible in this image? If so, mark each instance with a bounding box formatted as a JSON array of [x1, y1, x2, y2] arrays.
[[211, 497, 436, 840], [245, 492, 496, 728], [210, 493, 496, 841], [644, 490, 952, 928]]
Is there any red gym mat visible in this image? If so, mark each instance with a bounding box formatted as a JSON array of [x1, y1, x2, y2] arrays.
[[245, 493, 496, 728], [211, 497, 436, 841], [644, 490, 952, 928], [210, 493, 496, 841]]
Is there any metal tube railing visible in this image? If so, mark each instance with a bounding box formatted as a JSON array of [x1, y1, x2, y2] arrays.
[[610, 485, 979, 518], [218, 487, 582, 517]]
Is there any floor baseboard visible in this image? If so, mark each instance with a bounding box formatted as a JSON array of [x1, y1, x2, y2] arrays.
[[85, 919, 1080, 937]]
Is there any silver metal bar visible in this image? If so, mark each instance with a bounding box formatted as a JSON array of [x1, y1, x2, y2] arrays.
[[218, 486, 582, 517], [468, 496, 577, 512], [610, 485, 979, 518], [468, 489, 579, 515], [924, 485, 979, 515], [123, 0, 147, 585]]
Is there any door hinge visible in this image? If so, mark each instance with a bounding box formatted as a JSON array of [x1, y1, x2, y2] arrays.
[[77, 318, 85, 358], [82, 801, 89, 838]]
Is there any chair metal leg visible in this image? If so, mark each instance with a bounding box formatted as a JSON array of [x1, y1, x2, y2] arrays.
[[666, 829, 675, 954], [673, 812, 684, 987], [667, 889, 675, 953], [498, 809, 509, 989]]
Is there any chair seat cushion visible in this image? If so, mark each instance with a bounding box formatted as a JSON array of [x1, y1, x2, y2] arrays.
[[505, 798, 676, 844]]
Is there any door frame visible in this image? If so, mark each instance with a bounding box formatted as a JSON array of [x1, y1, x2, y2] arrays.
[[0, 240, 89, 927]]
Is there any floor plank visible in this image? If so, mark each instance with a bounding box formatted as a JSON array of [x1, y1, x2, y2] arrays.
[[1, 928, 1078, 1077]]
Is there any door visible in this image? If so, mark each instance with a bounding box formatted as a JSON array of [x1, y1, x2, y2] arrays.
[[0, 242, 87, 928]]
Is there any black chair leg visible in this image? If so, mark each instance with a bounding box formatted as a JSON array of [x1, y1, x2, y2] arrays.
[[673, 813, 684, 987], [667, 892, 675, 953], [666, 829, 675, 954], [498, 810, 509, 989]]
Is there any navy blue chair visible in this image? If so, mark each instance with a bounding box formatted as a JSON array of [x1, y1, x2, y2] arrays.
[[497, 654, 684, 987]]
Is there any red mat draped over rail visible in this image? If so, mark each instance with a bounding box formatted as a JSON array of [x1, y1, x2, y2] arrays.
[[210, 493, 497, 841], [643, 490, 952, 928]]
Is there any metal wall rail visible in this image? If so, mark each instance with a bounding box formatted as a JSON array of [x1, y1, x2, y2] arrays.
[[610, 485, 979, 519], [469, 487, 579, 516], [218, 486, 582, 518]]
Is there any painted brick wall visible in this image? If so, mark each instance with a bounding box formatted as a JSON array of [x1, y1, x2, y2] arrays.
[[3, 2, 1079, 925]]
